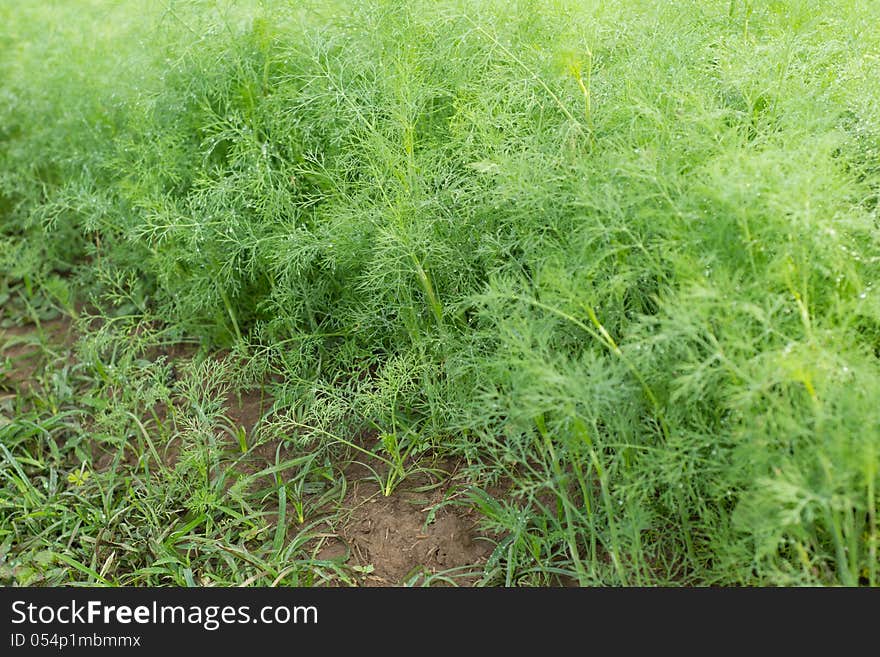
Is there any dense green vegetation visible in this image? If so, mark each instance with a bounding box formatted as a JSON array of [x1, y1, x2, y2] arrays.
[[2, 0, 878, 586]]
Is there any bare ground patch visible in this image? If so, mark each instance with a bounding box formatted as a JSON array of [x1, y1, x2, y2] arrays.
[[326, 459, 495, 586], [0, 317, 74, 393]]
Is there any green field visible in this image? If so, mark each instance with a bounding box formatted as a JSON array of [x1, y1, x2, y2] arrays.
[[1, 0, 878, 586]]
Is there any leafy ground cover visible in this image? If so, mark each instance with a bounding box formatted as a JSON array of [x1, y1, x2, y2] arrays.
[[1, 0, 878, 586]]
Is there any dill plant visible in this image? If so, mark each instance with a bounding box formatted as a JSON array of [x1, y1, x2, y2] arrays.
[[1, 0, 879, 585]]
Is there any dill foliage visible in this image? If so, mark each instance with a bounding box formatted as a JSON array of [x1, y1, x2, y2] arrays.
[[2, 0, 879, 585]]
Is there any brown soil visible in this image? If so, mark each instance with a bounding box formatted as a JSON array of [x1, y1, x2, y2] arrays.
[[218, 388, 300, 482], [0, 318, 73, 394], [331, 459, 495, 586], [225, 388, 268, 436], [219, 396, 498, 585], [213, 395, 498, 585]]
